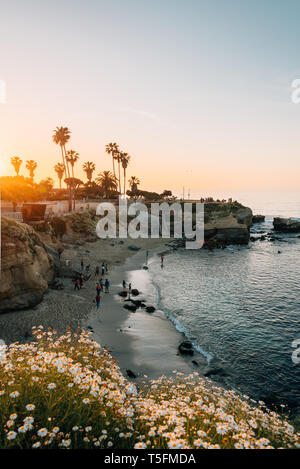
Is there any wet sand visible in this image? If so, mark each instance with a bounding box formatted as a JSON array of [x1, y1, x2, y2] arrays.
[[86, 248, 208, 381]]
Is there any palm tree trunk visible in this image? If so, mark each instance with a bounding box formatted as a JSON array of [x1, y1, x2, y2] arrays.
[[59, 178, 62, 189], [123, 167, 126, 195], [63, 145, 72, 211], [118, 161, 121, 194], [112, 157, 116, 178], [61, 146, 67, 181]]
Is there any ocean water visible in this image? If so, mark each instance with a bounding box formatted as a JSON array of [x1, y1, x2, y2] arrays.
[[146, 191, 300, 417]]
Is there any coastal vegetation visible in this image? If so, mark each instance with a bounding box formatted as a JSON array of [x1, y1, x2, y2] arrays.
[[0, 327, 299, 450]]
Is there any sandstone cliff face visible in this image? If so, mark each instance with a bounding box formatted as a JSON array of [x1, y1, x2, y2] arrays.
[[204, 202, 253, 245], [0, 217, 55, 313]]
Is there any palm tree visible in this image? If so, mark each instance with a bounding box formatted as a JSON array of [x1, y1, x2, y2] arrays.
[[25, 160, 37, 181], [115, 149, 123, 194], [65, 150, 79, 178], [96, 171, 118, 198], [121, 153, 130, 195], [54, 162, 65, 189], [83, 161, 96, 183], [105, 142, 119, 178], [52, 127, 71, 180], [128, 176, 140, 192], [52, 126, 72, 210], [10, 156, 22, 176]]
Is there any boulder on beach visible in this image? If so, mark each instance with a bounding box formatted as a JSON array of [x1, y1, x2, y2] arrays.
[[123, 304, 137, 312], [131, 289, 140, 296], [118, 291, 128, 297], [178, 341, 194, 356], [128, 245, 141, 251], [273, 217, 300, 233], [126, 369, 137, 379], [145, 306, 156, 313], [204, 367, 227, 378]]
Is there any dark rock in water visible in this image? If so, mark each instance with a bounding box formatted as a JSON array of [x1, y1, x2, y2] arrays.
[[252, 215, 265, 224], [126, 369, 137, 379], [142, 266, 149, 270], [204, 367, 227, 378], [259, 235, 266, 241], [278, 250, 282, 254], [250, 236, 257, 242], [146, 306, 156, 313], [123, 304, 137, 312], [128, 245, 141, 251], [131, 289, 139, 296], [273, 217, 300, 233], [119, 240, 124, 245], [178, 341, 194, 356], [192, 360, 199, 366], [119, 291, 128, 297]]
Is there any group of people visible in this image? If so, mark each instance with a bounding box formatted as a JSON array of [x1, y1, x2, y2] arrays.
[[95, 277, 110, 310], [73, 272, 85, 291]]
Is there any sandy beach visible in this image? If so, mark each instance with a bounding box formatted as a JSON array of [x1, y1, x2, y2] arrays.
[[0, 236, 206, 381]]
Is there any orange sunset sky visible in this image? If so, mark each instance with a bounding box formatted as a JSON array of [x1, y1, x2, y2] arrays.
[[1, 0, 300, 194]]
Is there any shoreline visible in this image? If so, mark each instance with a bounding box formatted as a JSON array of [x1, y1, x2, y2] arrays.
[[84, 245, 208, 381]]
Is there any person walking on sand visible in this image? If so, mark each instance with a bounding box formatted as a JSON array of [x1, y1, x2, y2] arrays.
[[79, 275, 84, 289], [146, 250, 149, 264], [101, 263, 105, 275], [99, 278, 104, 290], [122, 280, 126, 290], [81, 259, 84, 271], [95, 266, 99, 277], [74, 278, 80, 291], [128, 282, 132, 298], [105, 278, 110, 293], [96, 282, 101, 295], [95, 293, 101, 310], [161, 255, 164, 267], [105, 263, 108, 273]]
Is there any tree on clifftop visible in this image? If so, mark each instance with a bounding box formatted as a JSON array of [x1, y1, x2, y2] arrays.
[[10, 156, 23, 176], [25, 160, 37, 181]]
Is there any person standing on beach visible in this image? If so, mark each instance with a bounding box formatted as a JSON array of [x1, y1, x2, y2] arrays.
[[96, 282, 101, 295], [101, 263, 105, 275], [161, 255, 164, 267], [79, 274, 84, 289], [81, 259, 84, 271], [74, 278, 80, 291], [105, 278, 110, 293], [146, 250, 149, 264], [95, 293, 101, 310], [128, 282, 132, 298], [95, 266, 99, 277], [122, 280, 126, 290], [105, 263, 108, 273], [99, 278, 104, 290]]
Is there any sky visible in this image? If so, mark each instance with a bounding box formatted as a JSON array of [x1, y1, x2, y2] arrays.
[[1, 0, 300, 194]]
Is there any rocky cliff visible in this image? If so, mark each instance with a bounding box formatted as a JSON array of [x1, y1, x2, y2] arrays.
[[0, 217, 55, 313], [204, 202, 253, 245]]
